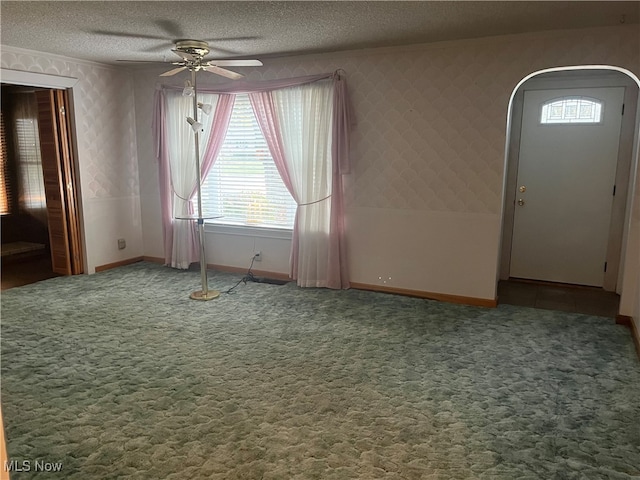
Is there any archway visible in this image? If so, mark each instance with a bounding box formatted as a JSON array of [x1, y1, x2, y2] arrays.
[[498, 66, 640, 315]]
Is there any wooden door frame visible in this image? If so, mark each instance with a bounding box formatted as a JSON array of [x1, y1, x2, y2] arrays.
[[499, 68, 639, 293], [1, 68, 86, 275]]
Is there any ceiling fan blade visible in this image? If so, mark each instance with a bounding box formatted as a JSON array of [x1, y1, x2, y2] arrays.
[[90, 29, 167, 40], [160, 66, 188, 77], [140, 42, 175, 53], [205, 46, 240, 56], [208, 59, 263, 67], [155, 19, 184, 38], [204, 36, 262, 43], [117, 59, 171, 64], [203, 65, 244, 80]]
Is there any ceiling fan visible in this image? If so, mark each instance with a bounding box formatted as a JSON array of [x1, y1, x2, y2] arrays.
[[117, 39, 262, 79], [156, 39, 263, 79], [93, 21, 263, 79]]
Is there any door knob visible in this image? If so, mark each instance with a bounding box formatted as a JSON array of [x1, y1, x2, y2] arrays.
[[517, 199, 525, 206], [519, 185, 526, 193]]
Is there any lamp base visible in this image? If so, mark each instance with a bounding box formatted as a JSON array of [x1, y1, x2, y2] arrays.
[[189, 289, 220, 301]]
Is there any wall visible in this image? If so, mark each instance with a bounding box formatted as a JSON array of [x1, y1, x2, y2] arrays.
[[135, 24, 640, 307], [623, 113, 640, 332], [1, 48, 143, 273]]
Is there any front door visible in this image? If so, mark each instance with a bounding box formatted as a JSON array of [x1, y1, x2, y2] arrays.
[[510, 87, 624, 287]]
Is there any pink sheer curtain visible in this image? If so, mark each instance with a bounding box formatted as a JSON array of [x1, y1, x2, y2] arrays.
[[249, 73, 352, 289], [153, 72, 353, 286], [329, 73, 353, 287], [189, 94, 235, 203], [152, 87, 174, 265], [153, 89, 234, 266]]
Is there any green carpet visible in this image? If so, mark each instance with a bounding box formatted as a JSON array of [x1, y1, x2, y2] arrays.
[[1, 262, 639, 479]]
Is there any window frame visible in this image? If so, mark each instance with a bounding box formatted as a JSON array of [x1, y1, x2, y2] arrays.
[[539, 96, 605, 126]]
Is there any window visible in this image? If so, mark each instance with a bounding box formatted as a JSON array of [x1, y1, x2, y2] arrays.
[[540, 96, 603, 124], [14, 116, 46, 210], [1, 92, 47, 217], [0, 110, 10, 215], [199, 94, 297, 229]]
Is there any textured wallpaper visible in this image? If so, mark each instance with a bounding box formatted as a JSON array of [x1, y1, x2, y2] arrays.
[[137, 25, 640, 218], [1, 49, 140, 200]]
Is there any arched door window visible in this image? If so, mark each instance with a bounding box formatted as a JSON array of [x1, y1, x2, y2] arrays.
[[540, 96, 603, 124]]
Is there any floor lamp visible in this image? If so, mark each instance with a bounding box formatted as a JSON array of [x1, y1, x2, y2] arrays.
[[184, 67, 220, 301]]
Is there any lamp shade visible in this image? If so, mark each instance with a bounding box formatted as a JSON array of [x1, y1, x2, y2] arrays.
[[198, 102, 213, 115], [186, 117, 203, 132], [183, 81, 194, 97]]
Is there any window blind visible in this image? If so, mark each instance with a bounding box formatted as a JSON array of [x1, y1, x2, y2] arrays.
[[15, 116, 46, 210], [0, 110, 12, 215], [199, 94, 296, 229]]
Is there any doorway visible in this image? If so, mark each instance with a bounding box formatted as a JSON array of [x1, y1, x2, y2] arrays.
[[500, 69, 639, 293], [511, 86, 624, 287], [1, 83, 83, 289]]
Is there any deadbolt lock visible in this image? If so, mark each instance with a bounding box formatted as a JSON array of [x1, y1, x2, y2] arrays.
[[519, 185, 526, 193]]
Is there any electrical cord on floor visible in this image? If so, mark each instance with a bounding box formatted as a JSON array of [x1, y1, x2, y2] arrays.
[[223, 255, 257, 295]]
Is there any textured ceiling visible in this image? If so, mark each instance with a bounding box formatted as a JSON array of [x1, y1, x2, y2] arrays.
[[1, 1, 638, 65]]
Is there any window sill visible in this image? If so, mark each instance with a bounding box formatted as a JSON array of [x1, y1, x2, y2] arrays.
[[204, 223, 293, 240]]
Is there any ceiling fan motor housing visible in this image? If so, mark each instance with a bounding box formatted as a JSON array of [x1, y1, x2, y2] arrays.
[[175, 40, 210, 58]]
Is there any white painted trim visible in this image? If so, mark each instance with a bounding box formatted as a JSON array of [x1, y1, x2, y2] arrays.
[[0, 66, 89, 275], [1, 45, 116, 70], [0, 68, 78, 89], [522, 72, 636, 91]]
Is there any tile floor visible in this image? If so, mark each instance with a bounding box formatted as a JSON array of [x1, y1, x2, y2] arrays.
[[497, 279, 620, 318]]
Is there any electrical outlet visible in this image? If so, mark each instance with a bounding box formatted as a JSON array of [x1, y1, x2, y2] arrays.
[[254, 251, 262, 261], [378, 276, 392, 285], [117, 238, 126, 250]]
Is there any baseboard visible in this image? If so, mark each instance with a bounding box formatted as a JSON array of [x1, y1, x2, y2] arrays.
[[616, 314, 632, 327], [350, 282, 497, 308], [95, 256, 144, 272], [617, 315, 640, 360], [157, 260, 496, 306], [209, 263, 292, 282], [142, 256, 165, 265]]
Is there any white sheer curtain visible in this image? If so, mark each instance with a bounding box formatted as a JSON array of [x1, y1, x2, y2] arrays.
[[164, 91, 218, 268], [155, 72, 352, 283], [271, 80, 334, 287]]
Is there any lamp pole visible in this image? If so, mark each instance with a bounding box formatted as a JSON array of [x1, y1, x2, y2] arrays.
[[189, 66, 219, 301]]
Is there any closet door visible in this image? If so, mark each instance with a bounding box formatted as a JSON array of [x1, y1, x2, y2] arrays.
[[36, 89, 83, 275]]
